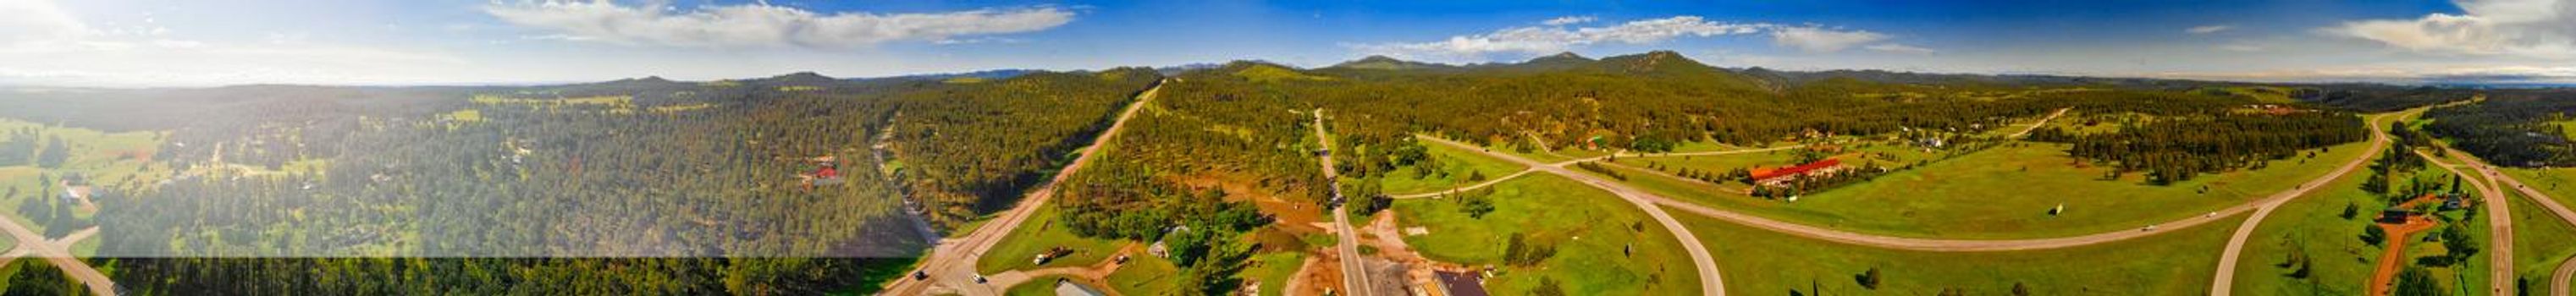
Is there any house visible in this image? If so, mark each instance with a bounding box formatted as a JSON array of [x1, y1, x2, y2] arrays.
[[2441, 194, 2467, 210], [1052, 278, 1107, 296], [2377, 208, 2413, 224], [1435, 271, 1489, 296], [1748, 158, 1842, 185]]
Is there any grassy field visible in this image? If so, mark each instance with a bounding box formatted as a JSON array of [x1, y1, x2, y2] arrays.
[[1676, 208, 2241, 295], [2406, 207, 2491, 296], [1612, 140, 1944, 193], [2230, 151, 2424, 295], [2503, 167, 2576, 209], [1466, 137, 1612, 164], [1786, 140, 2365, 238], [0, 118, 169, 238], [2510, 190, 2576, 294], [1374, 140, 1531, 195], [1105, 255, 1179, 294], [1248, 252, 1305, 296], [974, 206, 1134, 274], [2499, 167, 2576, 293], [1001, 275, 1067, 296], [1602, 138, 2369, 239], [1391, 173, 1698, 296]]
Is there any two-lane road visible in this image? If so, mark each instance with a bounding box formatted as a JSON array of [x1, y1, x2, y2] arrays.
[[1311, 109, 1376, 296], [2419, 148, 2514, 296], [0, 220, 114, 295], [2210, 112, 2399, 296], [2435, 148, 2576, 296], [1415, 136, 1729, 295], [880, 79, 1165, 296]]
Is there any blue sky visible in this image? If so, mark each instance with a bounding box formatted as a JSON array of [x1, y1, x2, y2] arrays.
[[3, 0, 2572, 86]]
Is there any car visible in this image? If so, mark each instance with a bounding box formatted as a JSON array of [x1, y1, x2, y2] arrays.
[[912, 271, 928, 280], [974, 275, 989, 284]]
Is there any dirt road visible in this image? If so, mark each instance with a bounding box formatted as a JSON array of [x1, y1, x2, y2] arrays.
[[880, 79, 1164, 296], [2008, 107, 2072, 139]]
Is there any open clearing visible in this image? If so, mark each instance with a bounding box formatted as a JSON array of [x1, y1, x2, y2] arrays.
[[1620, 139, 2369, 239], [2509, 190, 2576, 293], [2229, 154, 2410, 295], [975, 206, 1134, 274], [1373, 139, 1531, 195], [1610, 140, 1944, 194], [1392, 173, 1698, 296], [0, 118, 166, 238], [2503, 167, 2576, 210], [1675, 207, 2240, 295]]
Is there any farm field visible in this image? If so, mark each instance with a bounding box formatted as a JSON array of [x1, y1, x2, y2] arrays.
[[1392, 173, 1698, 296]]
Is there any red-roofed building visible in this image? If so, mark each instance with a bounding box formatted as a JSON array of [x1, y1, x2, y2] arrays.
[[1750, 158, 1841, 186]]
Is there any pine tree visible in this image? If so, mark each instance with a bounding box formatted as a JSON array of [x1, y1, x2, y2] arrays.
[[35, 135, 68, 168]]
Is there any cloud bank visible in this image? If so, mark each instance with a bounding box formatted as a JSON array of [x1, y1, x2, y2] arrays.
[[1771, 26, 1889, 52], [1542, 16, 1597, 25], [483, 1, 1074, 48], [1350, 16, 1919, 62], [2323, 0, 2575, 58]]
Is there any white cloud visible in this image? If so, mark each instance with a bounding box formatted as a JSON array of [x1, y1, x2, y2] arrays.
[[2153, 64, 2576, 83], [1770, 26, 1889, 52], [1542, 16, 1597, 26], [1348, 16, 1766, 61], [0, 0, 473, 87], [0, 0, 90, 45], [1349, 16, 1918, 61], [482, 1, 1075, 48], [2322, 0, 2576, 58], [1864, 43, 1936, 54], [2187, 25, 2234, 34]]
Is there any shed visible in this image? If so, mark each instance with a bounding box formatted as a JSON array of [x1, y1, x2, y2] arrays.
[[1435, 271, 1489, 296], [1053, 278, 1106, 296], [2377, 208, 2413, 224]]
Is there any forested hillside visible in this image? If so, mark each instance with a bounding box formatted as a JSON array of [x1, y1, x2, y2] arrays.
[[884, 69, 1164, 227], [0, 50, 2471, 295], [0, 69, 1174, 293], [2424, 89, 2576, 167]]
